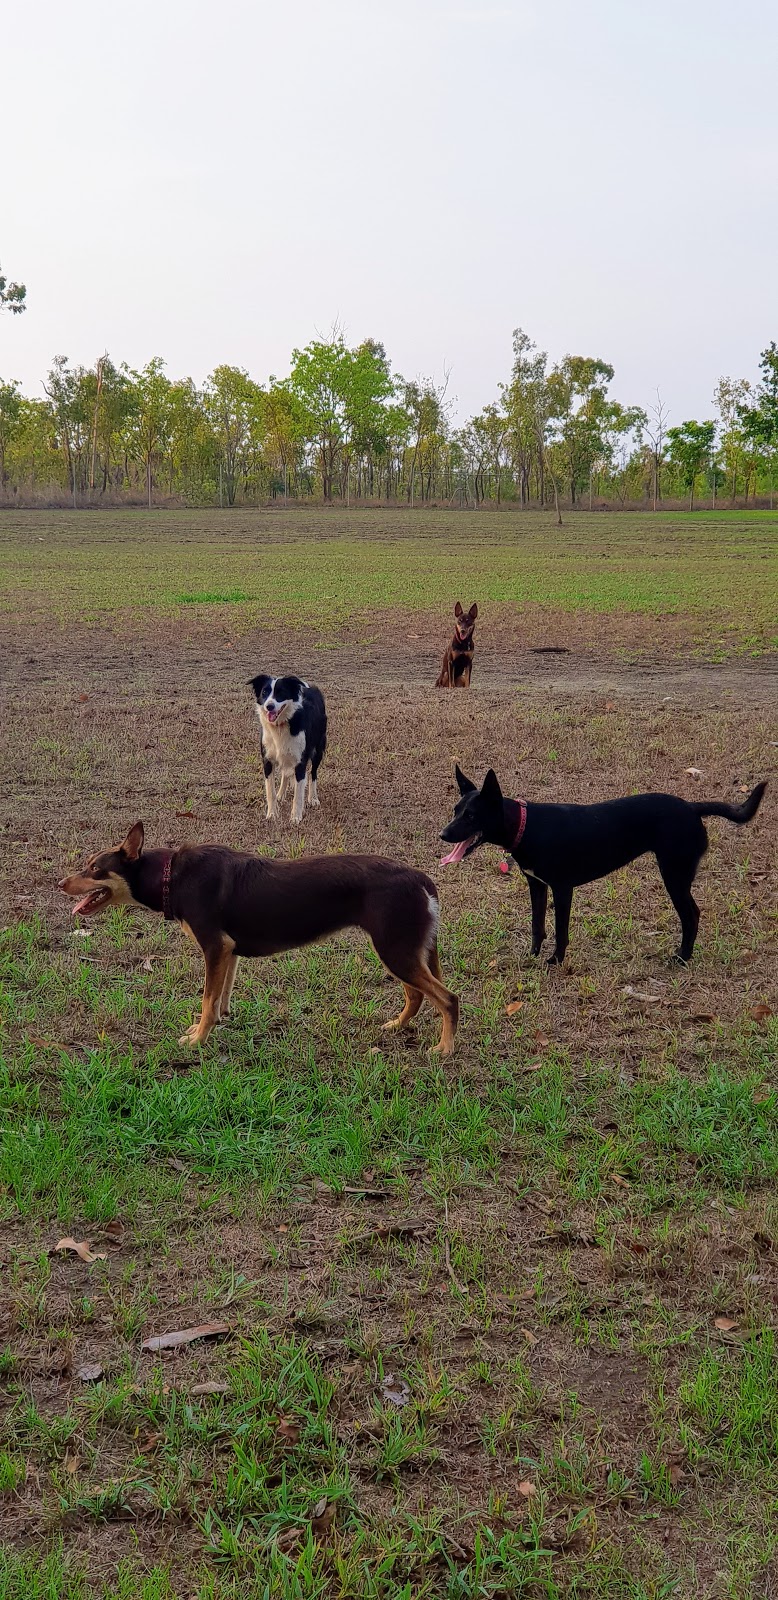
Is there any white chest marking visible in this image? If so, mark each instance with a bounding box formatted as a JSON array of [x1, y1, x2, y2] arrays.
[[257, 712, 306, 776]]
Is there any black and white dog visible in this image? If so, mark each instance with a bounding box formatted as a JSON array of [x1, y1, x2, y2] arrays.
[[249, 674, 327, 824]]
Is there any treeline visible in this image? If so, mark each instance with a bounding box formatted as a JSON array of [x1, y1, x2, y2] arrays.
[[1, 329, 777, 510]]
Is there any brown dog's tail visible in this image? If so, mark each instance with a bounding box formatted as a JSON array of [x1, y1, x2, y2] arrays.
[[695, 781, 766, 824]]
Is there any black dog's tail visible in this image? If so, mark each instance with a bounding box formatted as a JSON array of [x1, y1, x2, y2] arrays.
[[695, 781, 767, 824]]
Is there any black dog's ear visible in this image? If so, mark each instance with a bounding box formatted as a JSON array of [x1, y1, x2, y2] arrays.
[[481, 769, 503, 808], [455, 763, 477, 796], [120, 821, 144, 860], [454, 601, 463, 618], [248, 673, 271, 700], [468, 603, 478, 620]]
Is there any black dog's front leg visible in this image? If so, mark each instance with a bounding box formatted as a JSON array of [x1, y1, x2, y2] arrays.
[[526, 876, 548, 956], [547, 885, 573, 965]]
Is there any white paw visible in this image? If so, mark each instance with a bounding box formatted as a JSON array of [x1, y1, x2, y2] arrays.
[[179, 1024, 203, 1046]]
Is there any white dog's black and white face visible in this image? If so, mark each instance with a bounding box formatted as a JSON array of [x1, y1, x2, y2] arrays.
[[249, 674, 306, 727]]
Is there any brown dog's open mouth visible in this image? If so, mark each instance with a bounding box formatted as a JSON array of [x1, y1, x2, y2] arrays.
[[440, 835, 480, 865], [72, 887, 112, 916]]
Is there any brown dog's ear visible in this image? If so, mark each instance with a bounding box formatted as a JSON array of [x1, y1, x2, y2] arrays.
[[120, 821, 144, 860], [454, 601, 463, 618], [468, 603, 478, 620], [481, 769, 503, 808], [455, 764, 477, 796]]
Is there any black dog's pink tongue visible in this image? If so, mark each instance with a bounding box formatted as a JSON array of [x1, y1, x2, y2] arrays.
[[440, 838, 472, 865]]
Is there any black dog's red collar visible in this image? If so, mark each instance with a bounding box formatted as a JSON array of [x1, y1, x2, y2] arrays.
[[161, 853, 175, 921], [512, 800, 528, 850]]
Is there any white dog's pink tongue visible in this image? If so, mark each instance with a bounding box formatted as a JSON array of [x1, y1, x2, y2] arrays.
[[440, 838, 472, 865]]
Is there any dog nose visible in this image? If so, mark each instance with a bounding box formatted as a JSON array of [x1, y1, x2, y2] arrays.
[[58, 877, 69, 890]]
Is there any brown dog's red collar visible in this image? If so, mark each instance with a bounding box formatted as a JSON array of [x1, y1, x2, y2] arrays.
[[512, 800, 527, 851], [162, 852, 175, 920]]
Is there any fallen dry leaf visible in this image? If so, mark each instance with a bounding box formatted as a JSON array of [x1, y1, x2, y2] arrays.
[[175, 810, 200, 820], [668, 1462, 686, 1486], [140, 956, 155, 973], [102, 1219, 125, 1245], [524, 1059, 542, 1072], [277, 1417, 301, 1445], [55, 1237, 107, 1264], [311, 1497, 336, 1537], [753, 1086, 772, 1104], [505, 1000, 524, 1016], [688, 1012, 716, 1024], [605, 700, 616, 712], [714, 1316, 739, 1332], [77, 1362, 104, 1382], [78, 693, 90, 703], [64, 1451, 80, 1474], [612, 1174, 631, 1189], [684, 767, 704, 778], [520, 1327, 539, 1347], [621, 985, 662, 1003], [138, 1432, 162, 1454], [191, 1380, 230, 1396], [518, 1479, 537, 1498], [534, 1032, 550, 1047], [276, 1527, 304, 1554], [381, 1373, 411, 1408], [141, 1322, 230, 1353], [749, 1004, 773, 1022]]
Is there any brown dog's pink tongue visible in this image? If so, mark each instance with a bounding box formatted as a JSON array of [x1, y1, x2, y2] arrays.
[[440, 839, 472, 865]]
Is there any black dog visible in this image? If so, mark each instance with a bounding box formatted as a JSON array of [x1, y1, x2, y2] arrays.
[[441, 766, 766, 964], [249, 674, 327, 824]]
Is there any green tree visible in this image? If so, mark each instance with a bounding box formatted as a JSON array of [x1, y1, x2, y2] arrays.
[[0, 380, 22, 487], [667, 419, 716, 510], [0, 264, 26, 314], [124, 359, 174, 505], [738, 342, 778, 507], [546, 355, 615, 504], [500, 328, 549, 506], [203, 365, 264, 505]]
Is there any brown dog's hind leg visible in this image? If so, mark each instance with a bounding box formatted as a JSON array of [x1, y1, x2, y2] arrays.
[[372, 922, 458, 1055], [382, 983, 424, 1033], [180, 936, 236, 1046]]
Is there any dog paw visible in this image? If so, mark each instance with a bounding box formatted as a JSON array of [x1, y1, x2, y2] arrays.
[[308, 795, 320, 808], [178, 1025, 204, 1046], [381, 1018, 401, 1032], [545, 952, 563, 967]]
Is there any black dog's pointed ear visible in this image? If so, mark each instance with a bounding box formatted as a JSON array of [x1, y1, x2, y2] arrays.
[[454, 601, 463, 618], [455, 763, 476, 796], [481, 769, 503, 807], [248, 673, 271, 700], [120, 821, 144, 860]]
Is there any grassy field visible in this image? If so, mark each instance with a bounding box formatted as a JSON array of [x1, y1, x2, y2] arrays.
[[2, 507, 778, 656], [1, 509, 777, 1598]]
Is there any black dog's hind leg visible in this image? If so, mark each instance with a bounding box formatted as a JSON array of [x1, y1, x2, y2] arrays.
[[547, 885, 573, 965], [658, 859, 701, 962], [307, 739, 325, 809], [527, 877, 548, 957]]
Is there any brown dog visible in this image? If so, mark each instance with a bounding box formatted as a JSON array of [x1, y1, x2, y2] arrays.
[[59, 823, 459, 1054], [436, 602, 478, 687]]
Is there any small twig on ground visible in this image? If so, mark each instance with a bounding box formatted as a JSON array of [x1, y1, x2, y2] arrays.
[[443, 1196, 469, 1296]]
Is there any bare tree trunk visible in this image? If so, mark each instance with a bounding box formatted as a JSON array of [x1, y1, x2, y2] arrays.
[[553, 479, 563, 525], [89, 355, 105, 492]]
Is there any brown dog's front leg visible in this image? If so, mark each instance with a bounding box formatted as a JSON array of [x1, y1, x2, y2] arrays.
[[180, 938, 236, 1046]]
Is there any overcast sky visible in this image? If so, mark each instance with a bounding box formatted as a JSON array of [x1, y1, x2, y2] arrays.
[[3, 0, 776, 422]]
